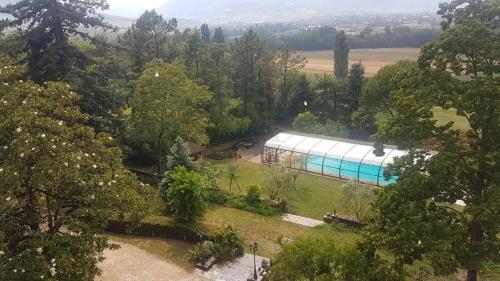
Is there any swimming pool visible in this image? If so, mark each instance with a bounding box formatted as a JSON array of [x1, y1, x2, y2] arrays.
[[307, 155, 398, 185]]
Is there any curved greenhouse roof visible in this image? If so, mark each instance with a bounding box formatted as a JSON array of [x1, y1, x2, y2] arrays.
[[262, 132, 409, 186]]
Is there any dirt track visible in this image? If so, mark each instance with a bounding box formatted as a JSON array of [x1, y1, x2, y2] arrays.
[[97, 242, 202, 281]]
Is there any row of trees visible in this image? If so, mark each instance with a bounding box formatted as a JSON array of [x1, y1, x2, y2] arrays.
[[264, 26, 441, 51]]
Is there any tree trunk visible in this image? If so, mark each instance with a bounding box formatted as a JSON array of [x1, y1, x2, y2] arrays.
[[466, 269, 477, 281]]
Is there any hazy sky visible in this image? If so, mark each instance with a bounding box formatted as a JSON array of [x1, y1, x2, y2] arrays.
[[107, 0, 167, 9]]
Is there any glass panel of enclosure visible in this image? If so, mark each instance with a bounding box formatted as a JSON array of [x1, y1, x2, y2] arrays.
[[307, 140, 339, 174], [340, 145, 374, 180], [262, 133, 409, 186]]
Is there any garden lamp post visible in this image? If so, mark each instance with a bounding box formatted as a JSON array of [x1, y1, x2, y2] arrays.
[[304, 100, 308, 112], [250, 242, 258, 280]]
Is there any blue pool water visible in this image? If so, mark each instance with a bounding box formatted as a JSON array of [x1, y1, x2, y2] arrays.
[[306, 155, 398, 185]]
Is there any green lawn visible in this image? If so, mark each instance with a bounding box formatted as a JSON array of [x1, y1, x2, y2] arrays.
[[145, 206, 360, 258], [433, 107, 470, 131], [207, 159, 356, 220]]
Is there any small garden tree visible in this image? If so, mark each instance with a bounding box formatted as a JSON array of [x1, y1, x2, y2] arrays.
[[166, 136, 199, 171], [283, 155, 307, 188], [166, 166, 209, 223], [265, 164, 293, 201], [340, 180, 375, 221]]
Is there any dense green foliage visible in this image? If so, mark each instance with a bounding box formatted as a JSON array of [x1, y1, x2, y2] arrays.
[[0, 59, 150, 281], [127, 61, 211, 172], [0, 0, 111, 82], [166, 166, 209, 223], [212, 225, 244, 260], [166, 136, 199, 172], [264, 26, 440, 51], [334, 31, 349, 79], [365, 2, 500, 281], [269, 237, 401, 281], [293, 112, 348, 138]]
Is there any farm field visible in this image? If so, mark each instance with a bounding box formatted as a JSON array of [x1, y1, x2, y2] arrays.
[[298, 48, 421, 76]]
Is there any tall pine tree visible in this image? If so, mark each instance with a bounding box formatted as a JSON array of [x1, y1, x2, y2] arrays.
[[0, 0, 112, 82], [334, 31, 349, 79]]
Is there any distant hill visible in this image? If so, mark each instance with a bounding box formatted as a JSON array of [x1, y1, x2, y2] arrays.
[[158, 0, 445, 23]]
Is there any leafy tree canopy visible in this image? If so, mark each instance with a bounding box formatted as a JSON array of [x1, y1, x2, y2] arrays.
[[166, 166, 209, 223], [367, 2, 500, 281], [0, 58, 150, 281], [127, 60, 212, 173]]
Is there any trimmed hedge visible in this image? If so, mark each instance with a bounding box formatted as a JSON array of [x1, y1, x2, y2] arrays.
[[107, 220, 211, 244]]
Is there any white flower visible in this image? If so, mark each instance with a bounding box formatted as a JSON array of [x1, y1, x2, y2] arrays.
[[62, 142, 66, 146], [92, 165, 97, 169], [36, 247, 42, 254], [31, 147, 35, 151], [40, 275, 44, 279], [90, 194, 95, 200], [51, 258, 56, 263], [2, 146, 6, 150], [98, 182, 104, 186], [85, 153, 89, 157], [21, 269, 25, 273], [92, 153, 96, 156], [41, 134, 46, 138], [0, 168, 3, 173], [50, 267, 56, 277], [52, 145, 56, 149], [16, 127, 22, 133], [13, 269, 17, 273], [0, 250, 4, 255], [19, 153, 24, 158], [112, 180, 116, 184], [75, 164, 80, 169], [34, 111, 38, 115], [64, 162, 68, 167], [77, 156, 81, 160], [5, 197, 11, 201], [108, 137, 113, 140], [13, 172, 17, 176], [58, 121, 63, 126], [22, 100, 27, 104]]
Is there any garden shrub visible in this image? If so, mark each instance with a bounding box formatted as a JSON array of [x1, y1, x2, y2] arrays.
[[245, 185, 262, 205], [209, 189, 228, 204], [225, 195, 282, 216], [166, 166, 209, 223], [191, 241, 216, 263], [213, 225, 244, 260]]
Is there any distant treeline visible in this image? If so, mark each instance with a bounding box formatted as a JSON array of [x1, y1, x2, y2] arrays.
[[262, 26, 441, 51]]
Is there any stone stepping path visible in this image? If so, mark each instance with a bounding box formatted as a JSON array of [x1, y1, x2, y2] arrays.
[[282, 213, 324, 228]]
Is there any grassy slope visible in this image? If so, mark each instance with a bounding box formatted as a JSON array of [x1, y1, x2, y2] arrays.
[[207, 159, 354, 220]]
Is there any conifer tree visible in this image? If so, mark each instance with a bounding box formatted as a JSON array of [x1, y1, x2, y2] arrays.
[[334, 31, 349, 79], [166, 136, 199, 172], [0, 0, 112, 82]]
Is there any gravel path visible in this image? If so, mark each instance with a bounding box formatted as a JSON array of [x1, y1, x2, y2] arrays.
[[97, 241, 203, 281], [282, 213, 324, 228]]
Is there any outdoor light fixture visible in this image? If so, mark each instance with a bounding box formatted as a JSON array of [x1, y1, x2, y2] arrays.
[[250, 242, 258, 280], [155, 72, 159, 77]]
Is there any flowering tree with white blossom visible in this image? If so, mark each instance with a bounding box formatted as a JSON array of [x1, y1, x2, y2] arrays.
[[0, 58, 151, 281]]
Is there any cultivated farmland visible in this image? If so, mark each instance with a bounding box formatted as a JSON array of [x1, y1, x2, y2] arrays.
[[299, 48, 421, 76]]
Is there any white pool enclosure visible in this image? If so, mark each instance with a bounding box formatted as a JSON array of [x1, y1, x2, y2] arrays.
[[262, 132, 408, 186]]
